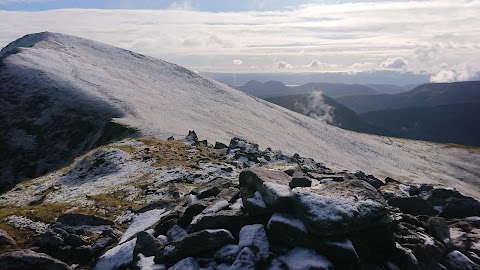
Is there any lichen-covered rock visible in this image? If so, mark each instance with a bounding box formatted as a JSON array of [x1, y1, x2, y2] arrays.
[[293, 180, 389, 236]]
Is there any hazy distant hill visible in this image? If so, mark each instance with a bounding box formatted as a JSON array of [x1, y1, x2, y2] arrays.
[[237, 80, 377, 98], [361, 103, 480, 147], [335, 81, 480, 113], [265, 93, 391, 136], [365, 84, 414, 94]]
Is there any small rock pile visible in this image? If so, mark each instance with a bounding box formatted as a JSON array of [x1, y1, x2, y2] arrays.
[[0, 134, 479, 270]]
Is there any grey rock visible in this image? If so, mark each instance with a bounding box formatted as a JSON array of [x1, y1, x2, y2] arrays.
[[157, 229, 235, 264], [428, 217, 451, 247], [444, 250, 479, 270], [133, 231, 164, 264], [388, 197, 437, 216], [289, 171, 312, 188], [440, 198, 480, 219], [168, 257, 200, 270], [0, 229, 16, 247], [238, 224, 270, 263], [230, 247, 256, 270], [239, 167, 293, 210], [267, 212, 308, 246], [214, 244, 240, 264], [294, 179, 389, 236], [0, 250, 72, 270], [214, 142, 227, 149]]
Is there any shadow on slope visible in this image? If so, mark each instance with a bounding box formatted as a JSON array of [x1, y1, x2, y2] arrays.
[[0, 61, 139, 193]]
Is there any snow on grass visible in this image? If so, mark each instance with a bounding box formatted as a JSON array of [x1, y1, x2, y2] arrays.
[[279, 247, 333, 270], [2, 32, 479, 199], [95, 237, 136, 270], [267, 212, 307, 233], [119, 208, 170, 244], [6, 215, 48, 234]]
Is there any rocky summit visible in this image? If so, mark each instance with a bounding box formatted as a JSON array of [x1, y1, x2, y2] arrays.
[[0, 132, 479, 270]]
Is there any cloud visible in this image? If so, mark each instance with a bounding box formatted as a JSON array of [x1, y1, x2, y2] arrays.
[[430, 62, 480, 83], [414, 45, 443, 62], [1, 1, 479, 72], [308, 59, 338, 69], [295, 91, 334, 124], [233, 59, 243, 65], [276, 61, 292, 69], [348, 62, 375, 72], [380, 57, 408, 69]]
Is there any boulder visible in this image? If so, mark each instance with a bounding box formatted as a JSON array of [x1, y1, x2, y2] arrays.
[[239, 168, 293, 211], [294, 180, 389, 236], [440, 198, 480, 219], [190, 178, 235, 199], [214, 142, 228, 149], [0, 250, 72, 270], [189, 209, 256, 235], [267, 212, 308, 246], [56, 213, 113, 226], [230, 247, 256, 270], [177, 203, 208, 227], [0, 229, 16, 247], [214, 244, 240, 264], [388, 197, 437, 216], [133, 231, 164, 263], [428, 217, 451, 247], [238, 224, 270, 263], [168, 257, 200, 270], [289, 171, 312, 188], [444, 250, 479, 270], [157, 229, 235, 264], [184, 130, 198, 145], [167, 136, 175, 141], [166, 225, 187, 242], [427, 188, 468, 207]]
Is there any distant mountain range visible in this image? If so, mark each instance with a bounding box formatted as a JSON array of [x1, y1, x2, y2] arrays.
[[335, 81, 480, 113], [361, 103, 480, 147], [265, 94, 391, 136], [236, 80, 406, 98]]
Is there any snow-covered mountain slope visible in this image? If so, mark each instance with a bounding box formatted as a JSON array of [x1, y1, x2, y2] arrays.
[[1, 32, 479, 199]]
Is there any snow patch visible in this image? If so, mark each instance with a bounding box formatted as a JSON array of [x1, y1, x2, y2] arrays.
[[119, 208, 170, 244], [279, 247, 333, 270], [268, 212, 307, 233]]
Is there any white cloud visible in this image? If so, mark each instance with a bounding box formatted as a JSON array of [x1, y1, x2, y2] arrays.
[[380, 57, 408, 69], [1, 0, 479, 72], [348, 62, 375, 72], [430, 62, 480, 83], [233, 59, 243, 65], [307, 59, 338, 69], [414, 45, 443, 62], [276, 61, 292, 69]]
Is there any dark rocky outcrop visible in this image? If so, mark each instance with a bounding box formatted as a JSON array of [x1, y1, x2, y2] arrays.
[[0, 250, 72, 270]]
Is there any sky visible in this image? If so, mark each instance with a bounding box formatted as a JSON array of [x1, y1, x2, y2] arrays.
[[1, 0, 480, 82]]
